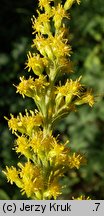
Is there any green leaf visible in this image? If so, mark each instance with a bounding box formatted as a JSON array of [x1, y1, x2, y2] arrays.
[[0, 189, 10, 200]]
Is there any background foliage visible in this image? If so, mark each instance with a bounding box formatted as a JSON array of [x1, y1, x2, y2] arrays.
[[0, 0, 104, 199]]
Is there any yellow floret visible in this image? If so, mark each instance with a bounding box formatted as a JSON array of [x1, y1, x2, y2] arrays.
[[75, 89, 95, 107], [44, 181, 62, 199], [25, 52, 44, 75], [64, 0, 81, 11], [52, 4, 69, 29], [68, 152, 86, 169], [32, 13, 51, 35]]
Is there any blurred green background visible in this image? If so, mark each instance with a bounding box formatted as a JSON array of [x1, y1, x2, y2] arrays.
[[0, 0, 104, 199]]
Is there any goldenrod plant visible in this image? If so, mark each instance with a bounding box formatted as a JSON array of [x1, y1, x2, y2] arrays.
[[3, 0, 94, 200]]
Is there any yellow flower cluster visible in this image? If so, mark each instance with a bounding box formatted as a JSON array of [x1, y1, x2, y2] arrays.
[[4, 134, 86, 199], [4, 162, 44, 199], [4, 0, 93, 199], [16, 76, 49, 99], [33, 33, 71, 61], [7, 110, 42, 135], [4, 162, 63, 200], [55, 77, 94, 107]]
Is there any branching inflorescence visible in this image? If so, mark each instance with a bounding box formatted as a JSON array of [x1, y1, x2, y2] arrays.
[[3, 0, 94, 200]]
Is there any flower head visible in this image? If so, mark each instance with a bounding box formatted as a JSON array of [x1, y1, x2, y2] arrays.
[[29, 132, 56, 158], [64, 0, 81, 11], [58, 57, 73, 74], [29, 130, 43, 154], [32, 12, 51, 35], [44, 181, 62, 199], [15, 136, 32, 159], [39, 0, 52, 13], [7, 110, 43, 135], [68, 152, 86, 169], [3, 166, 23, 188], [75, 89, 95, 107], [18, 161, 40, 180], [16, 76, 49, 98], [58, 77, 82, 96], [16, 76, 35, 98], [33, 32, 71, 59], [3, 166, 18, 184], [25, 52, 44, 75], [33, 35, 54, 59], [50, 34, 71, 58], [56, 77, 83, 104], [48, 141, 70, 165], [18, 162, 44, 198], [52, 4, 69, 29]]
